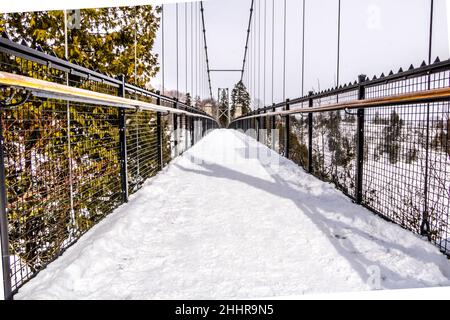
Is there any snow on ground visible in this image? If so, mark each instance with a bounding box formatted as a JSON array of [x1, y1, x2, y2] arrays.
[[16, 129, 450, 299]]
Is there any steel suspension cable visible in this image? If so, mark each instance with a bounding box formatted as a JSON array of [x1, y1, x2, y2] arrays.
[[200, 1, 212, 100], [422, 0, 435, 237], [195, 2, 198, 101], [263, 0, 267, 107], [283, 0, 287, 102], [240, 0, 255, 83], [336, 0, 341, 90], [428, 0, 434, 65], [258, 0, 261, 108], [253, 2, 257, 109], [247, 18, 253, 104], [185, 2, 188, 100], [191, 3, 193, 99], [271, 0, 275, 105], [301, 0, 306, 96], [161, 4, 165, 94], [176, 3, 179, 99]]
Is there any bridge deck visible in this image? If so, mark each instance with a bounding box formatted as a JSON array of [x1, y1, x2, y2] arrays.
[[16, 130, 450, 299]]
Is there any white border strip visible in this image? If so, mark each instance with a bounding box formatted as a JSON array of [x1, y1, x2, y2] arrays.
[[0, 0, 198, 14]]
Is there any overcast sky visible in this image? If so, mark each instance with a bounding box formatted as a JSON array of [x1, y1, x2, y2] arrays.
[[150, 0, 450, 108]]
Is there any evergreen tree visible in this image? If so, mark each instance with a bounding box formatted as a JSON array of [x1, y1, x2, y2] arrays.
[[1, 6, 161, 87], [185, 93, 192, 106], [230, 80, 250, 117], [218, 90, 229, 127]]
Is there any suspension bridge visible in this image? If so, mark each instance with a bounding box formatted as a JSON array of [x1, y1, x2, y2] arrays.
[[0, 0, 449, 300]]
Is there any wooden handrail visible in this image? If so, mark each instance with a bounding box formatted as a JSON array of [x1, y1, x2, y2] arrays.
[[0, 71, 217, 121], [232, 86, 450, 121]]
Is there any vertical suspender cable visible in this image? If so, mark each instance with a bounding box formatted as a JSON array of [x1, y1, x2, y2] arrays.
[[336, 0, 341, 90], [176, 3, 179, 99], [196, 3, 199, 102], [271, 0, 275, 105], [194, 3, 197, 102], [199, 5, 201, 100], [253, 3, 257, 109], [134, 7, 138, 85], [301, 0, 306, 96], [198, 3, 200, 100], [263, 0, 267, 107], [282, 0, 287, 101], [162, 4, 165, 94], [428, 0, 434, 65], [258, 0, 261, 108], [64, 10, 75, 236], [185, 3, 188, 100], [421, 0, 434, 238], [191, 3, 194, 98], [248, 17, 251, 106]]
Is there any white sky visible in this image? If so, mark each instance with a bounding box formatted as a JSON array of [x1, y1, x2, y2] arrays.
[[151, 0, 450, 108]]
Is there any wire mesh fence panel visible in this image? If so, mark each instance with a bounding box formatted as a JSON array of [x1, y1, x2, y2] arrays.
[[69, 75, 119, 96], [363, 104, 429, 235], [0, 52, 66, 85], [365, 74, 429, 99], [1, 98, 72, 291], [289, 114, 309, 171], [276, 115, 285, 156], [70, 104, 123, 232], [179, 114, 186, 155], [363, 102, 450, 254], [427, 101, 450, 253], [262, 116, 270, 148], [161, 114, 172, 167], [338, 89, 359, 103], [311, 110, 357, 198], [430, 69, 450, 90], [126, 109, 159, 195], [313, 94, 337, 107], [0, 39, 218, 298]]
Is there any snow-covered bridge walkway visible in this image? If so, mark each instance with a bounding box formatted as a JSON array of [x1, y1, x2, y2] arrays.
[[17, 130, 450, 299]]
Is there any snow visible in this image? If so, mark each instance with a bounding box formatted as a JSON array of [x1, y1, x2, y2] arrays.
[[16, 129, 450, 299]]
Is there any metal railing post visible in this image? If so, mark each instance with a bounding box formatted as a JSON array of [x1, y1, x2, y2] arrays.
[[272, 103, 276, 150], [308, 92, 314, 173], [192, 116, 196, 145], [184, 113, 188, 152], [355, 75, 366, 204], [118, 75, 128, 203], [285, 99, 290, 159], [190, 116, 194, 147], [256, 110, 260, 142], [156, 92, 163, 170], [202, 119, 206, 137], [0, 114, 12, 300], [173, 99, 178, 157]]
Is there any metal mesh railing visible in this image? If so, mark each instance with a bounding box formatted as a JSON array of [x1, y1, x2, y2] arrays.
[[126, 109, 161, 195], [311, 110, 357, 198], [231, 58, 450, 257], [0, 38, 218, 298]]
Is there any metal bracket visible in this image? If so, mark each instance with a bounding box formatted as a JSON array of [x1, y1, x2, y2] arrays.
[[344, 107, 358, 116], [0, 86, 31, 108]]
